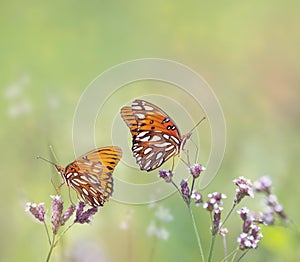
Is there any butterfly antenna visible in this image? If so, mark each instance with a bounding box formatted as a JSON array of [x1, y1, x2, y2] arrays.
[[49, 145, 59, 164], [36, 156, 57, 166], [188, 116, 206, 134]]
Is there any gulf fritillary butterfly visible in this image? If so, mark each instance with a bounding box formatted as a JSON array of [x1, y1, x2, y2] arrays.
[[121, 99, 203, 172], [38, 146, 122, 207]]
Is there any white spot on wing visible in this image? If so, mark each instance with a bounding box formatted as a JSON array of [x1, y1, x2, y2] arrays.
[[150, 135, 161, 142], [144, 147, 152, 155], [163, 134, 170, 140], [143, 160, 152, 169], [146, 152, 155, 159], [144, 105, 153, 111], [134, 146, 143, 151], [132, 105, 142, 110], [165, 145, 175, 151], [135, 113, 145, 119], [170, 135, 180, 144], [137, 131, 149, 138], [140, 136, 150, 142], [154, 142, 171, 148], [156, 152, 163, 160], [82, 188, 89, 195]]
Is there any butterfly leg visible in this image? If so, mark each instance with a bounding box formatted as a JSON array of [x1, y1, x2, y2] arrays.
[[68, 187, 77, 206]]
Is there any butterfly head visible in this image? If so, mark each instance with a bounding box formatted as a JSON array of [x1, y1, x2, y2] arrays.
[[55, 165, 65, 175]]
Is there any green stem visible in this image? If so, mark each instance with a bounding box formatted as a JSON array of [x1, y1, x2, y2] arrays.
[[236, 249, 249, 262], [189, 177, 196, 198], [54, 222, 75, 246], [43, 221, 51, 245], [188, 206, 205, 262], [208, 234, 217, 262], [46, 234, 56, 262], [221, 203, 237, 229]]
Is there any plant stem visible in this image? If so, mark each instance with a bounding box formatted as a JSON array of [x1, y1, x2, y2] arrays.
[[208, 234, 217, 262], [189, 177, 196, 198], [43, 221, 51, 245], [188, 206, 205, 261], [236, 249, 249, 262], [46, 234, 56, 262], [54, 222, 75, 246], [221, 203, 236, 229]]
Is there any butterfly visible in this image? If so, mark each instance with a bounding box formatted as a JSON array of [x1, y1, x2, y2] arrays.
[[121, 99, 204, 172], [38, 146, 122, 207]]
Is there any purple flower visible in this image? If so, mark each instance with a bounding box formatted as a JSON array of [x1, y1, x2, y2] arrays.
[[51, 195, 64, 234], [74, 201, 98, 224], [237, 224, 263, 250], [253, 176, 272, 194], [267, 194, 288, 221], [237, 207, 250, 221], [219, 228, 228, 237], [61, 204, 76, 225], [25, 202, 45, 222], [180, 179, 190, 201], [189, 164, 205, 178], [237, 207, 263, 250], [212, 207, 222, 235], [191, 190, 203, 206], [158, 169, 173, 183], [203, 192, 227, 211], [233, 177, 254, 204]]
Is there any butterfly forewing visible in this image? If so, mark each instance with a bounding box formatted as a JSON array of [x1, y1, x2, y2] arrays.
[[121, 99, 183, 171], [59, 146, 122, 207]]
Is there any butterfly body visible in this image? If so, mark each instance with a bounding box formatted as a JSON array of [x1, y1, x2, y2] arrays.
[[121, 99, 188, 171], [54, 146, 122, 207]]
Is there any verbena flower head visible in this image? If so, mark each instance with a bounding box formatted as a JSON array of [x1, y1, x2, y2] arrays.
[[25, 202, 45, 222], [237, 224, 263, 250], [253, 176, 272, 194], [61, 204, 76, 226], [237, 207, 250, 221], [233, 176, 254, 204], [51, 195, 64, 234], [219, 228, 228, 237], [158, 169, 173, 183], [189, 164, 205, 178], [267, 194, 288, 221], [203, 192, 227, 211], [74, 201, 98, 224], [180, 179, 190, 201], [191, 190, 203, 206], [212, 207, 223, 235]]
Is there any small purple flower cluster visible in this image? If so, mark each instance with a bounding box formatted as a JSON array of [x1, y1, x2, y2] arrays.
[[189, 164, 205, 178], [180, 179, 190, 201], [233, 176, 254, 204], [74, 201, 98, 224], [237, 207, 263, 250], [191, 190, 203, 206], [253, 176, 287, 224], [203, 192, 227, 235], [26, 195, 99, 235], [25, 202, 45, 222], [158, 169, 173, 183], [159, 163, 205, 205]]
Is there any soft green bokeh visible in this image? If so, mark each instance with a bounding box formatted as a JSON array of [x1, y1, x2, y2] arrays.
[[1, 1, 299, 261]]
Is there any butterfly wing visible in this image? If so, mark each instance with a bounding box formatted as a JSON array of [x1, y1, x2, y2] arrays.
[[121, 99, 182, 171], [64, 146, 122, 207]]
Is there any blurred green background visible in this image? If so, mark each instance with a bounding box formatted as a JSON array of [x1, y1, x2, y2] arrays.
[[1, 1, 299, 261]]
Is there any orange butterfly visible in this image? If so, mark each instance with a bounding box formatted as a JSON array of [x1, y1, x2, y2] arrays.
[[121, 99, 204, 171], [39, 146, 122, 207]]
